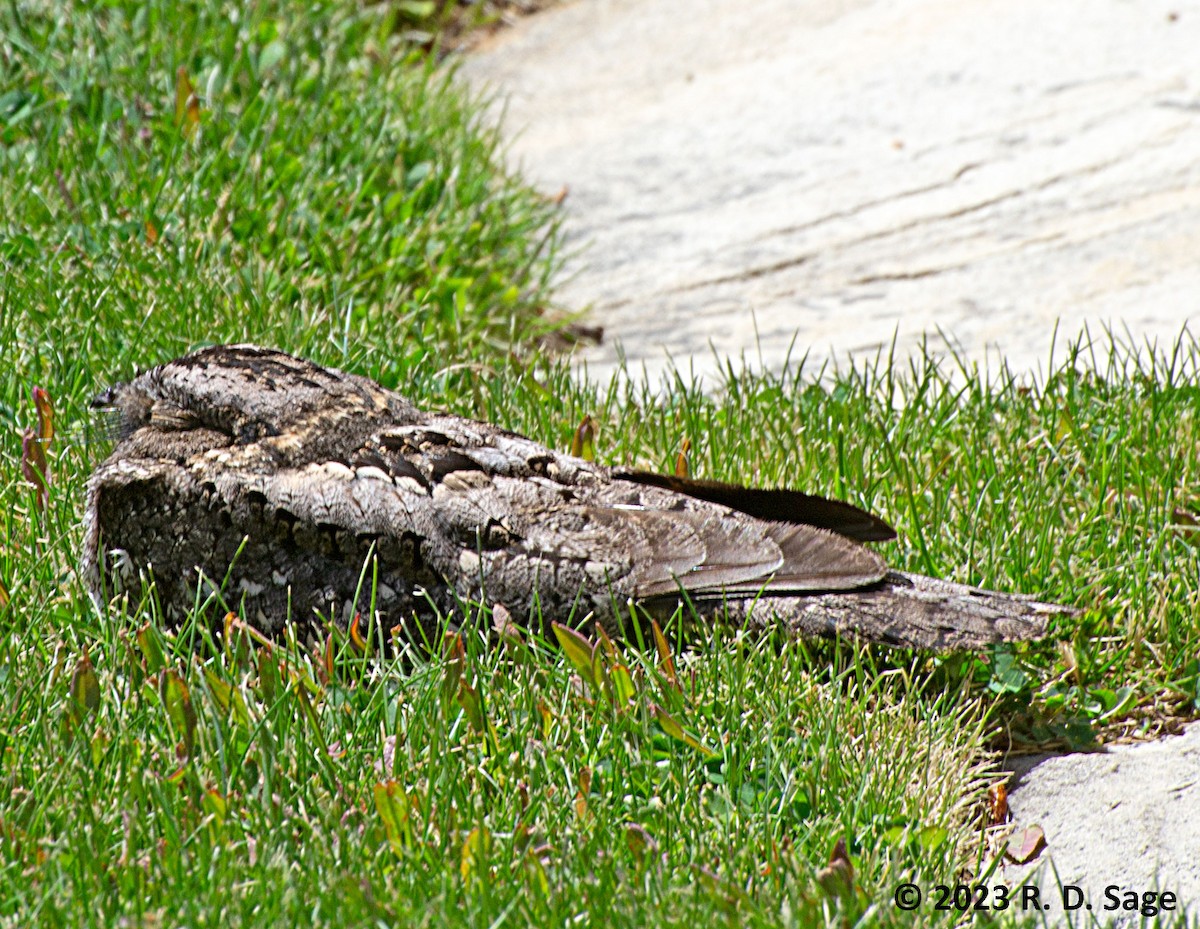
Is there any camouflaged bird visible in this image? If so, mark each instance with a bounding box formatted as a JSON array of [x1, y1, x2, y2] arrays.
[[82, 344, 1068, 649]]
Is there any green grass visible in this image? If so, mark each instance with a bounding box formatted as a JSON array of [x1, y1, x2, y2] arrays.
[[0, 0, 562, 382], [3, 0, 1199, 926]]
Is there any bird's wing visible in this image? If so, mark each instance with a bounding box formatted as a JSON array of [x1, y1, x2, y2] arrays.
[[563, 506, 888, 597], [612, 470, 897, 542], [416, 470, 890, 601], [344, 423, 891, 600]]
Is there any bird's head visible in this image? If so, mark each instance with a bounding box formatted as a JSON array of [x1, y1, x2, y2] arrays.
[[91, 344, 411, 463]]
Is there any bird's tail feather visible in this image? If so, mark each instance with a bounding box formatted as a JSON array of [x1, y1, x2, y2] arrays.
[[733, 571, 1070, 650]]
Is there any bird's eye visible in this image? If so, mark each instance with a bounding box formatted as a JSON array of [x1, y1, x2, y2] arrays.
[[90, 387, 118, 409]]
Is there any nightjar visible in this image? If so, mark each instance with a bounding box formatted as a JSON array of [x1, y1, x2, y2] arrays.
[[82, 344, 1068, 649]]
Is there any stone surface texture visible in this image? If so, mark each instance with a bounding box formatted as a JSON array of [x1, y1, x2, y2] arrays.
[[461, 0, 1200, 382], [1002, 724, 1200, 925]]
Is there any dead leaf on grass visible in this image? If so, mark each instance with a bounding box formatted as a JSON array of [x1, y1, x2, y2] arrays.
[[816, 837, 855, 900]]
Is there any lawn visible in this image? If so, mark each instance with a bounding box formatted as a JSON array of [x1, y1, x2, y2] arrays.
[[2, 1, 1199, 926]]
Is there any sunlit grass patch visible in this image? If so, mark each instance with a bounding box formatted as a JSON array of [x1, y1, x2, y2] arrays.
[[6, 331, 1200, 926]]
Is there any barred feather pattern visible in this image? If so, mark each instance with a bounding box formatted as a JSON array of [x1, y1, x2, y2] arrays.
[[82, 345, 1069, 649]]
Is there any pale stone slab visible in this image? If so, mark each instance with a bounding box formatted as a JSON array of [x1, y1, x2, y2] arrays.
[[1001, 723, 1200, 926], [460, 0, 1200, 383]]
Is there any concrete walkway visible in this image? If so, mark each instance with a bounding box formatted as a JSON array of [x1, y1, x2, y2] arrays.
[[462, 0, 1200, 384], [459, 1, 1200, 921]]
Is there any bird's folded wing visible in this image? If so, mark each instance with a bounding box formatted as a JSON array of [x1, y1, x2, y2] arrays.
[[611, 470, 897, 542], [427, 472, 891, 599]]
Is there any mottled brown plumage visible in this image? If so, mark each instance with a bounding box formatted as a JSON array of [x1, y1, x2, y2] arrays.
[[82, 344, 1068, 649]]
